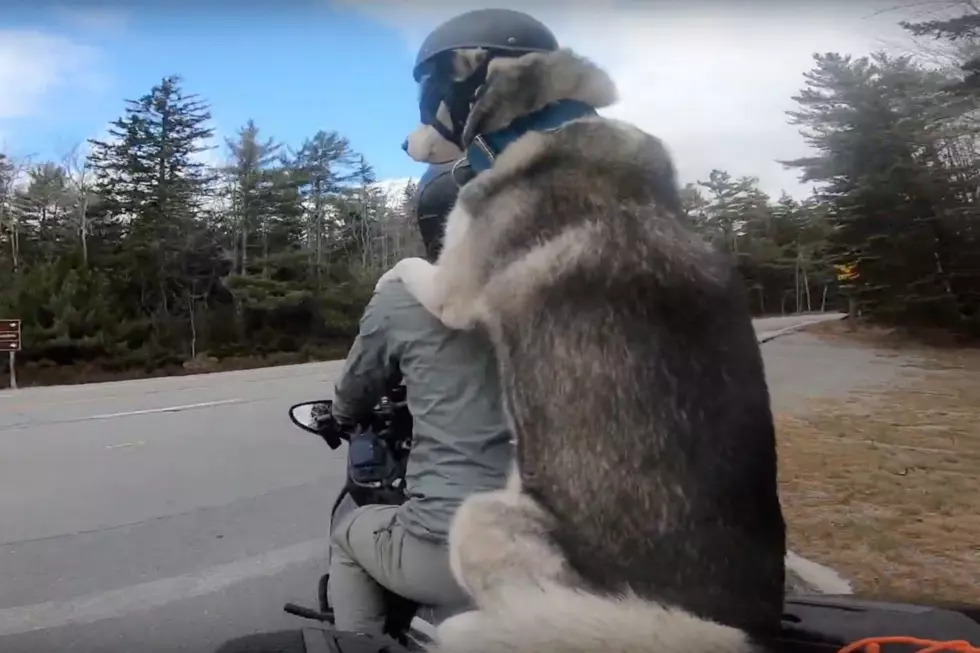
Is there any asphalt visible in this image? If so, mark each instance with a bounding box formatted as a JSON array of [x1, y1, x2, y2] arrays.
[[0, 313, 863, 653]]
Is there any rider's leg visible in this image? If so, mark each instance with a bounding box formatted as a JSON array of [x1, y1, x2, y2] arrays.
[[328, 531, 388, 635], [329, 504, 468, 633]]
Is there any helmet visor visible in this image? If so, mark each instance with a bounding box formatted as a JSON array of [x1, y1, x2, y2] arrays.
[[418, 73, 447, 126]]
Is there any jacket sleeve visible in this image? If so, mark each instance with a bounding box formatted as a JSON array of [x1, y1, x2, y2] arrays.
[[331, 287, 401, 426]]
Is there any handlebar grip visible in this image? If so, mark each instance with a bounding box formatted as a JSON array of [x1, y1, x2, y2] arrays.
[[321, 431, 344, 450]]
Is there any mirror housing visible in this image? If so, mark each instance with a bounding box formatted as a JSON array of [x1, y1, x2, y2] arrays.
[[288, 400, 333, 436]]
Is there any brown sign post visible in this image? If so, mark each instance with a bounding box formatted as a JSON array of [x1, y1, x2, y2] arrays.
[[0, 319, 20, 389]]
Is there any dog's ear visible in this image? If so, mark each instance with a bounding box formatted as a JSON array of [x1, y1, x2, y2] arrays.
[[462, 50, 620, 146], [461, 55, 531, 146], [486, 56, 523, 77], [450, 48, 489, 82]]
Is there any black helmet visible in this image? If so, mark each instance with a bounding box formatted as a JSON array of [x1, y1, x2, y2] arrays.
[[415, 159, 474, 261], [413, 9, 559, 82]]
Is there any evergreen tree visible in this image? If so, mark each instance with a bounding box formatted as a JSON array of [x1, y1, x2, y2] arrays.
[[16, 162, 73, 263], [696, 170, 770, 255], [292, 130, 358, 279], [223, 119, 284, 275], [901, 11, 980, 90], [85, 75, 225, 354], [783, 52, 980, 331], [87, 74, 215, 235], [0, 152, 23, 275]]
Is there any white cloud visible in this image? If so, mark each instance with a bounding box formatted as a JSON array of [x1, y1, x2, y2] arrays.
[[342, 0, 928, 198], [51, 6, 131, 34], [0, 30, 107, 122]]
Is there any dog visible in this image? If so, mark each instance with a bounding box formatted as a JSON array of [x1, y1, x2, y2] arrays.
[[383, 47, 790, 652]]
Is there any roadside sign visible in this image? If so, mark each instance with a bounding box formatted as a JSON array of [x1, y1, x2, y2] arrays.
[[834, 263, 859, 282], [0, 319, 20, 352]]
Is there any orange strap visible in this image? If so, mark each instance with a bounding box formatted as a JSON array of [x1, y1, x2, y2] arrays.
[[839, 637, 980, 653]]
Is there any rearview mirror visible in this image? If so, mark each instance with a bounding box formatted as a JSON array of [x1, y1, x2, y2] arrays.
[[289, 400, 332, 435]]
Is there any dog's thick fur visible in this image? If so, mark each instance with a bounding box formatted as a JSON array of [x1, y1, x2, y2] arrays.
[[387, 48, 789, 652]]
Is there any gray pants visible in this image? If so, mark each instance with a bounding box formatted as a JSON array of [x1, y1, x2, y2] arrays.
[[328, 504, 467, 635]]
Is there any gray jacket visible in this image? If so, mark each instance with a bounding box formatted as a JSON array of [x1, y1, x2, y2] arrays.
[[331, 279, 512, 544]]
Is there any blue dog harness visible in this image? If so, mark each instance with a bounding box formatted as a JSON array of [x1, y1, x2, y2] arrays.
[[465, 99, 598, 173]]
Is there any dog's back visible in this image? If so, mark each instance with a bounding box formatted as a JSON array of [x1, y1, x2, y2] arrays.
[[459, 115, 786, 633]]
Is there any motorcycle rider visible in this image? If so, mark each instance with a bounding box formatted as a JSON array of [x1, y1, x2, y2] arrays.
[[323, 158, 507, 635], [323, 10, 561, 635]]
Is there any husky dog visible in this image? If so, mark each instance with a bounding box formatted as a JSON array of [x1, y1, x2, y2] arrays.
[[382, 47, 789, 652]]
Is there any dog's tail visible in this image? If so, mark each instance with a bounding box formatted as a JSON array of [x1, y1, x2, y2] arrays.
[[430, 583, 753, 653], [785, 551, 853, 595]]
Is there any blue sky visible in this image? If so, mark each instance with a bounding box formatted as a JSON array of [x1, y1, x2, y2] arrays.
[[1, 2, 429, 182], [1, 1, 911, 194]]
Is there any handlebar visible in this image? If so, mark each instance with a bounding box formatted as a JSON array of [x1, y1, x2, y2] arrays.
[[299, 387, 412, 450]]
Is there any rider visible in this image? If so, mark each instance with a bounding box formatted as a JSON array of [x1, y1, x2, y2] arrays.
[[325, 11, 561, 634], [324, 158, 508, 635]]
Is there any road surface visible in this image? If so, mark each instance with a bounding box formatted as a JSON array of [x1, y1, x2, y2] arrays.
[[0, 313, 867, 652]]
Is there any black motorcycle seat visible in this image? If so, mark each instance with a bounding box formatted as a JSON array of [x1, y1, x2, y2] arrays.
[[216, 595, 980, 653], [212, 627, 411, 653], [770, 595, 980, 653], [413, 600, 474, 626], [411, 594, 980, 649]]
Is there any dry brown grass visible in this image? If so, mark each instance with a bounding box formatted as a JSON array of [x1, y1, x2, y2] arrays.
[[807, 317, 980, 353], [777, 331, 980, 604]]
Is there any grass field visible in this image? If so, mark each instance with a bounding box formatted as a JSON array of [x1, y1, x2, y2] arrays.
[[777, 324, 980, 603]]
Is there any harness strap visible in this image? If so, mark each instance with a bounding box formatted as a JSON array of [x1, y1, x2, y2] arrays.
[[465, 99, 597, 173]]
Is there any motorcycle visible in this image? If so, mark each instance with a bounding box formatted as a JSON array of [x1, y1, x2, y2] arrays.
[[283, 383, 447, 651], [277, 388, 980, 653]]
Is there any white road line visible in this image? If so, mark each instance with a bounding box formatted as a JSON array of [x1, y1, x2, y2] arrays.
[[105, 441, 146, 449], [757, 314, 846, 344], [0, 536, 331, 636], [0, 361, 340, 396], [81, 399, 246, 421]]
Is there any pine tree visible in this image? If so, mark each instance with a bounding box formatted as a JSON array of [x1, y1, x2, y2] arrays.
[[224, 119, 283, 275], [87, 74, 215, 236], [696, 170, 770, 255], [293, 130, 358, 278], [0, 153, 23, 275], [264, 156, 307, 258], [902, 12, 980, 90], [16, 163, 76, 262], [783, 52, 979, 331], [86, 75, 224, 352]]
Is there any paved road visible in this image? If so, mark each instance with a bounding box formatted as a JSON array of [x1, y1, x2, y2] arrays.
[[0, 313, 849, 652]]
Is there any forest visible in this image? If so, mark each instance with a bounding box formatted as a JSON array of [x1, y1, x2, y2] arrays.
[[3, 10, 980, 386]]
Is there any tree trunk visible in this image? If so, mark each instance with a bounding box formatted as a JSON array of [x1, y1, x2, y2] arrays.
[[240, 216, 248, 275], [794, 249, 801, 314], [79, 195, 89, 266], [188, 295, 198, 359], [10, 214, 19, 273], [803, 266, 812, 312], [261, 214, 269, 278]]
